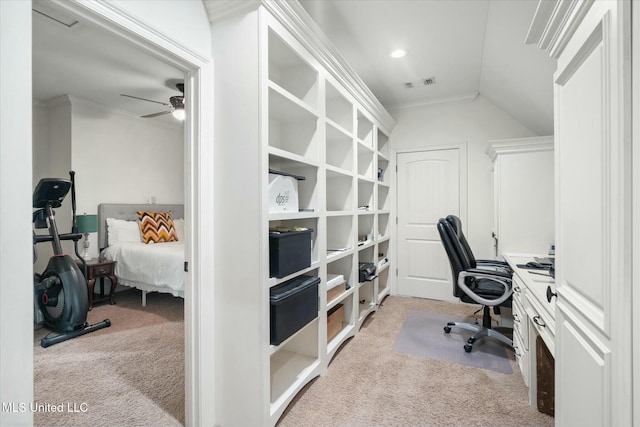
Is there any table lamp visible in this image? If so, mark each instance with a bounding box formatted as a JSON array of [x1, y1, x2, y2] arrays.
[[76, 214, 98, 260]]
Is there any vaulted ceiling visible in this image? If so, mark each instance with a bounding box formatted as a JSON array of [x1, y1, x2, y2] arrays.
[[298, 0, 556, 135], [31, 2, 184, 124], [33, 0, 556, 135]]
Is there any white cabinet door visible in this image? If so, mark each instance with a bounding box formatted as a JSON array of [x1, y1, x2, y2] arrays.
[[552, 2, 632, 426], [396, 148, 461, 301], [488, 137, 554, 256]]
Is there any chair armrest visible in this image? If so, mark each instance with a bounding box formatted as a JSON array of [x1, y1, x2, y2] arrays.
[[457, 270, 513, 306], [476, 259, 509, 267], [467, 268, 512, 279]]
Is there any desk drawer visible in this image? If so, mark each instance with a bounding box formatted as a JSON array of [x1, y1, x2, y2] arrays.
[[512, 294, 528, 351], [526, 296, 555, 357], [513, 327, 529, 387], [512, 274, 525, 306]]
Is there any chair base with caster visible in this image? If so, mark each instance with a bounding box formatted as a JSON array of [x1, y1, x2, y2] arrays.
[[443, 305, 513, 353]]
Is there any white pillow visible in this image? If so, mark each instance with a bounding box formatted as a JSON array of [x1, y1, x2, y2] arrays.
[[174, 218, 184, 241], [106, 218, 141, 245]]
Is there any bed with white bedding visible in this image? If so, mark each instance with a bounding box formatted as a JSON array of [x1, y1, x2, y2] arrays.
[[98, 203, 185, 305]]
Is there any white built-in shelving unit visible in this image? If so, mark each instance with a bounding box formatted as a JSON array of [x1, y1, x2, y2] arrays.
[[212, 2, 395, 426]]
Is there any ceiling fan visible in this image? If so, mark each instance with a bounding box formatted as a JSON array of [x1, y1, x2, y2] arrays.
[[120, 82, 185, 120]]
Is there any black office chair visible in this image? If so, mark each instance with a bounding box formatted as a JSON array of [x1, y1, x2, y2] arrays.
[[437, 217, 513, 353], [445, 215, 510, 272]]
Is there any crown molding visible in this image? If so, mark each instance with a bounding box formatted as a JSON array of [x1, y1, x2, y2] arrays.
[[204, 0, 396, 133], [525, 0, 594, 59], [46, 0, 210, 67], [485, 135, 554, 161], [204, 0, 260, 22], [44, 94, 73, 108]]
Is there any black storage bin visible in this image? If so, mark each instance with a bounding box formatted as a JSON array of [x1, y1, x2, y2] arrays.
[[269, 229, 312, 278], [270, 275, 319, 345]]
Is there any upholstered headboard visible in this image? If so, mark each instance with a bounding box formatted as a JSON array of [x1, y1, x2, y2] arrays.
[[98, 203, 184, 250]]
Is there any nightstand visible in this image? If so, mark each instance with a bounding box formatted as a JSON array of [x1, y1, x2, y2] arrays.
[[76, 259, 117, 310]]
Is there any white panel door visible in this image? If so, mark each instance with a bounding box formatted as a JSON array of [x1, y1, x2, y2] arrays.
[[396, 149, 460, 301], [553, 2, 631, 426]]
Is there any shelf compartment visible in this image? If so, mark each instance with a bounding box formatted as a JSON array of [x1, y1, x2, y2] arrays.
[[327, 295, 355, 362], [327, 254, 354, 299], [358, 245, 375, 265], [269, 154, 319, 212], [377, 266, 390, 302], [357, 179, 374, 211], [326, 81, 353, 133], [378, 212, 390, 238], [327, 215, 353, 255], [326, 122, 354, 172], [268, 29, 318, 110], [268, 265, 320, 289], [357, 214, 374, 246], [270, 318, 320, 406], [269, 211, 319, 222], [377, 156, 389, 184], [268, 87, 319, 160], [327, 283, 354, 310], [327, 294, 354, 345], [327, 303, 345, 342], [357, 142, 375, 179], [377, 184, 390, 211], [325, 164, 352, 178], [377, 129, 390, 158], [378, 239, 390, 260], [357, 111, 374, 147], [357, 281, 375, 322], [326, 169, 353, 212], [269, 218, 319, 271]]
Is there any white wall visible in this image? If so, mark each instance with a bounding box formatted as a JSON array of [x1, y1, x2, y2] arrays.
[[389, 95, 536, 259], [0, 1, 33, 426], [32, 95, 184, 262], [33, 102, 51, 183], [71, 97, 184, 258], [110, 0, 211, 59]]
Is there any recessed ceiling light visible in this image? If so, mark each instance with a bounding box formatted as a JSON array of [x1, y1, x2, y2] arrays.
[[390, 49, 406, 59]]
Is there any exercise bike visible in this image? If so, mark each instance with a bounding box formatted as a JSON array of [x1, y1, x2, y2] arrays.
[[33, 171, 110, 348]]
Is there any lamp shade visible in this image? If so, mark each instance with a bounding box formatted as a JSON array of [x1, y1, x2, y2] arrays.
[[76, 214, 98, 233]]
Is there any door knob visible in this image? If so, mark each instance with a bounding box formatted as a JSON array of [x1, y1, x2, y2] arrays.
[[546, 285, 557, 303]]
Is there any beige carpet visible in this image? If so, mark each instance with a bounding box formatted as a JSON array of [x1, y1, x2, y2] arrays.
[[277, 296, 554, 427], [33, 289, 184, 427], [34, 292, 553, 427]]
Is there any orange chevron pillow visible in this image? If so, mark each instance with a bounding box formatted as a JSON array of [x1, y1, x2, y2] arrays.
[[137, 211, 179, 244]]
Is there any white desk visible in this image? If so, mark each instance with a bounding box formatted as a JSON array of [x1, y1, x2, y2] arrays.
[[502, 253, 556, 409]]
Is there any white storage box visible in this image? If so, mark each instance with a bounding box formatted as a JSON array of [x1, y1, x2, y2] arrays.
[[268, 169, 305, 213], [327, 274, 346, 303], [327, 274, 345, 290]]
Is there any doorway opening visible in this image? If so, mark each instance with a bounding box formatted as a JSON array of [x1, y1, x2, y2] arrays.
[[29, 1, 213, 425]]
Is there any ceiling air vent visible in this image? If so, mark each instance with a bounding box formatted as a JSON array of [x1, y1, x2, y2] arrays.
[[402, 77, 436, 89], [33, 4, 79, 28]]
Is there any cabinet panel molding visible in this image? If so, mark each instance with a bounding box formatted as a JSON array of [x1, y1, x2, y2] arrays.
[[557, 314, 610, 427]]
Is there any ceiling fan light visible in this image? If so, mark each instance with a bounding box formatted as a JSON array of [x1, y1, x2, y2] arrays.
[[172, 108, 185, 121]]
